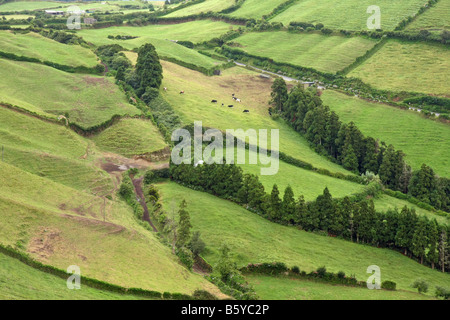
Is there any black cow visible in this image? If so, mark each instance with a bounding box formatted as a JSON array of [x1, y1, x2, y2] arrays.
[[243, 110, 250, 113], [211, 100, 218, 103], [228, 105, 234, 108]]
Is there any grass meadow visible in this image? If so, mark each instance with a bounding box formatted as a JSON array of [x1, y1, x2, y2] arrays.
[[233, 31, 378, 73], [0, 253, 148, 300], [0, 1, 70, 12], [270, 0, 427, 31], [321, 90, 450, 177], [0, 59, 139, 128], [164, 0, 235, 17], [228, 0, 287, 19], [246, 275, 435, 300], [406, 0, 450, 33], [92, 118, 167, 157], [0, 30, 99, 67], [0, 162, 223, 297], [160, 60, 353, 175], [157, 182, 450, 295], [348, 40, 450, 96]]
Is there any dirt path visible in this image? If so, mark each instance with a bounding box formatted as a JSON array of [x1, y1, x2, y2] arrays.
[[131, 176, 158, 232]]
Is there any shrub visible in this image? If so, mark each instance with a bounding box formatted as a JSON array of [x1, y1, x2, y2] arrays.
[[435, 286, 450, 300], [411, 279, 429, 294], [337, 271, 346, 279], [291, 266, 300, 274], [193, 290, 218, 300], [316, 266, 327, 277], [176, 247, 194, 271], [143, 170, 155, 185], [381, 281, 397, 291]]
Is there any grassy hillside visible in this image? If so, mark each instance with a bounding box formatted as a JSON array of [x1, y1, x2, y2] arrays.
[[157, 182, 450, 294], [0, 252, 147, 300], [165, 0, 235, 17], [246, 275, 435, 300], [348, 40, 450, 96], [77, 20, 234, 45], [321, 90, 450, 177], [233, 31, 378, 73], [0, 31, 99, 67], [0, 162, 223, 296], [0, 1, 70, 12], [161, 60, 353, 175], [92, 118, 167, 157], [0, 106, 113, 194], [271, 0, 427, 31], [406, 0, 450, 34], [0, 59, 139, 128], [228, 0, 287, 19]]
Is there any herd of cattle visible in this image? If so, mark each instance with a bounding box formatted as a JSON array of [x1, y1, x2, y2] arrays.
[[175, 89, 250, 113]]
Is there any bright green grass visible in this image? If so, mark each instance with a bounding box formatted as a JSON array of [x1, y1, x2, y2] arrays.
[[246, 275, 435, 300], [0, 1, 69, 12], [165, 0, 235, 17], [0, 252, 148, 300], [0, 30, 99, 67], [233, 31, 378, 73], [0, 59, 139, 128], [228, 0, 287, 19], [157, 182, 450, 294], [348, 40, 450, 96], [321, 90, 450, 177], [0, 14, 33, 19], [0, 107, 113, 194], [233, 148, 365, 201], [373, 194, 449, 225], [77, 20, 234, 44], [271, 0, 427, 31], [0, 162, 223, 296], [92, 118, 167, 157], [407, 0, 450, 33], [161, 60, 353, 175]]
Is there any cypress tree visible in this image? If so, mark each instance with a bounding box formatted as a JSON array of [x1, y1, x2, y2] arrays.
[[176, 199, 192, 248]]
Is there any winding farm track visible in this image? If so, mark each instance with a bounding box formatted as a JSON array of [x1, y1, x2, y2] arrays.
[[131, 176, 158, 232]]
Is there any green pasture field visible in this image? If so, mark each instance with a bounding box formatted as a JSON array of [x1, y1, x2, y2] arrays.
[[246, 275, 435, 300], [164, 0, 235, 17], [92, 118, 167, 157], [0, 1, 69, 12], [228, 0, 287, 19], [373, 194, 449, 226], [0, 14, 33, 19], [161, 60, 353, 175], [406, 0, 450, 33], [0, 59, 139, 128], [270, 0, 427, 31], [0, 252, 148, 300], [233, 31, 378, 74], [0, 30, 99, 67], [321, 90, 450, 177], [157, 181, 450, 295], [348, 40, 450, 96], [0, 162, 224, 297]]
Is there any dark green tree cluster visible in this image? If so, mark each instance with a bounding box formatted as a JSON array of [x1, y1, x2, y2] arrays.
[[170, 160, 449, 272], [272, 81, 448, 212]]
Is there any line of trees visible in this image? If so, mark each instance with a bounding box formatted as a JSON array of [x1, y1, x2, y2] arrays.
[[270, 79, 450, 212], [170, 162, 449, 272]]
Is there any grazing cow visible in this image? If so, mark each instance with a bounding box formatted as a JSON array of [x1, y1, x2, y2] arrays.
[[164, 87, 167, 91], [236, 98, 241, 103], [243, 110, 249, 113], [221, 103, 224, 106], [228, 105, 234, 108], [180, 91, 185, 94], [211, 99, 218, 103], [232, 93, 235, 97], [232, 97, 237, 101]]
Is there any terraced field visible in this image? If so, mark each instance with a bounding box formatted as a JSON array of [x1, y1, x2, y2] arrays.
[[0, 30, 99, 67], [321, 90, 450, 177], [160, 60, 353, 175], [406, 0, 450, 33], [348, 40, 450, 96], [271, 0, 427, 31], [0, 59, 139, 128], [157, 182, 450, 295], [233, 31, 378, 73], [164, 0, 235, 17], [0, 1, 70, 12]]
